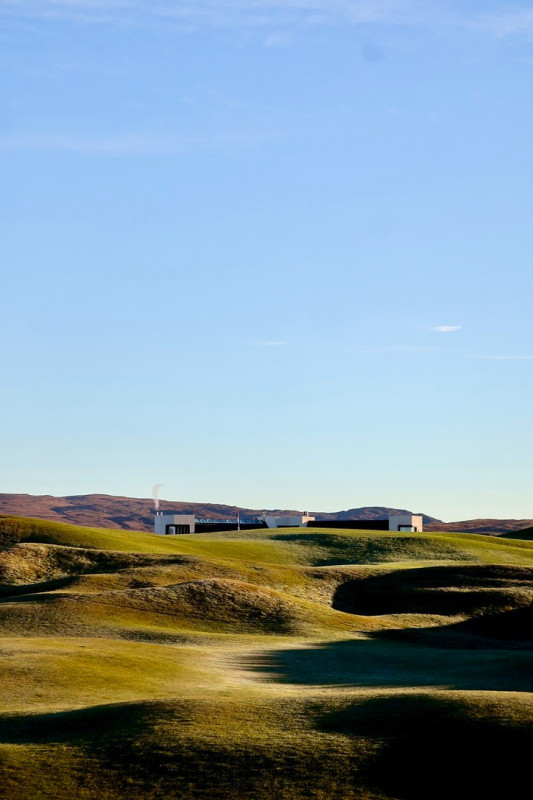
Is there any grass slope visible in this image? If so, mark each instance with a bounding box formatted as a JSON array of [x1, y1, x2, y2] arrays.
[[502, 525, 533, 540], [1, 515, 533, 799]]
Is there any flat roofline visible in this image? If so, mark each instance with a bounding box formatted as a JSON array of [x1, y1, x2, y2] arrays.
[[154, 511, 195, 516]]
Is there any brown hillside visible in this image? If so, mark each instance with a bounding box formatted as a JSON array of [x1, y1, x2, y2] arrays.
[[0, 494, 438, 532], [0, 494, 279, 531], [1, 493, 529, 535], [426, 519, 533, 536]]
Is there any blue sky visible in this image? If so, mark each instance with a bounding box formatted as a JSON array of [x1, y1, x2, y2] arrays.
[[1, 0, 533, 520]]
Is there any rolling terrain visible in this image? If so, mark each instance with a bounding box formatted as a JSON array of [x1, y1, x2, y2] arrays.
[[1, 514, 533, 799]]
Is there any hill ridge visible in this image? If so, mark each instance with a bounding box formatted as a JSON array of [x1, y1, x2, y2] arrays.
[[0, 493, 438, 531], [1, 493, 532, 536]]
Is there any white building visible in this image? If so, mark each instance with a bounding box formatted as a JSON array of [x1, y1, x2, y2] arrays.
[[152, 509, 420, 535], [264, 514, 315, 528], [154, 512, 195, 535], [388, 514, 423, 532]]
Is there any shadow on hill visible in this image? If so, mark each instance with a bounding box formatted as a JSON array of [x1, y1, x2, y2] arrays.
[[316, 692, 533, 800], [332, 564, 533, 616], [250, 636, 533, 692], [0, 700, 376, 800], [0, 575, 82, 598], [272, 532, 477, 566], [0, 701, 153, 746], [502, 525, 533, 540], [2, 694, 532, 800], [377, 603, 533, 649]]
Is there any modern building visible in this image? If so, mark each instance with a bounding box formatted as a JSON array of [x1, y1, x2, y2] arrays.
[[153, 510, 421, 535], [307, 514, 423, 532], [153, 511, 266, 535], [154, 512, 196, 535], [388, 514, 423, 532], [264, 514, 315, 528]]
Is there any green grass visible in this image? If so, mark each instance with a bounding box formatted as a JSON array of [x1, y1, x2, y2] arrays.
[[4, 515, 533, 566], [1, 515, 293, 561], [1, 515, 533, 799], [0, 637, 222, 713]]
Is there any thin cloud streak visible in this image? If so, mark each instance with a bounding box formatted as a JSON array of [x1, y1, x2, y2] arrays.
[[252, 340, 289, 347], [0, 130, 283, 155], [0, 0, 419, 27], [3, 1, 533, 40], [467, 9, 533, 38], [350, 344, 436, 354], [468, 355, 533, 361], [264, 32, 293, 48], [431, 325, 462, 333]]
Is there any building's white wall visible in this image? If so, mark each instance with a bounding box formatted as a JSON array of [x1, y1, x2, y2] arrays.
[[388, 515, 423, 532], [154, 515, 166, 535], [265, 515, 313, 528], [154, 514, 195, 534]]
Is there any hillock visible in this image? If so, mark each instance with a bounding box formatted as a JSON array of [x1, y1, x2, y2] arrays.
[[1, 516, 533, 799]]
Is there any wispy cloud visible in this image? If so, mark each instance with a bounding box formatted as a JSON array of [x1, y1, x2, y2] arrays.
[[264, 32, 293, 48], [3, 0, 533, 43], [467, 9, 533, 38], [350, 344, 436, 354], [0, 0, 417, 27], [468, 355, 533, 361], [251, 340, 288, 347], [0, 129, 283, 155], [431, 325, 462, 333], [0, 0, 130, 25], [0, 1, 511, 36]]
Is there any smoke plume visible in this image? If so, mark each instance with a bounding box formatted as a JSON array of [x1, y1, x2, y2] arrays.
[[152, 484, 163, 511]]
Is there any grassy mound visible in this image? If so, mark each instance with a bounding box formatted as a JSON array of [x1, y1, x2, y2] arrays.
[[2, 516, 533, 799], [105, 579, 314, 633], [0, 516, 290, 562], [332, 564, 533, 617], [317, 691, 533, 800], [0, 542, 184, 588], [0, 577, 367, 639], [437, 603, 533, 645], [502, 525, 533, 540], [0, 542, 255, 596], [4, 515, 533, 567], [1, 689, 532, 800]]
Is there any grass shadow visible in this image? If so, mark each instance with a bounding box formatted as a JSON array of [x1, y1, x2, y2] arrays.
[[332, 564, 533, 616], [315, 692, 533, 800], [271, 533, 473, 566], [0, 575, 82, 599], [252, 636, 533, 691], [0, 702, 154, 746], [376, 603, 533, 650], [0, 701, 374, 799]]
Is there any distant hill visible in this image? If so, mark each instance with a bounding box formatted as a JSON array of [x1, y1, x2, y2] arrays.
[[0, 494, 439, 532], [425, 519, 533, 536], [0, 493, 529, 535], [317, 506, 438, 525], [0, 494, 272, 532]]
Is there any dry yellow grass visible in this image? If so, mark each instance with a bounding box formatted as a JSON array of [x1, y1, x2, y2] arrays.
[[1, 516, 533, 799]]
